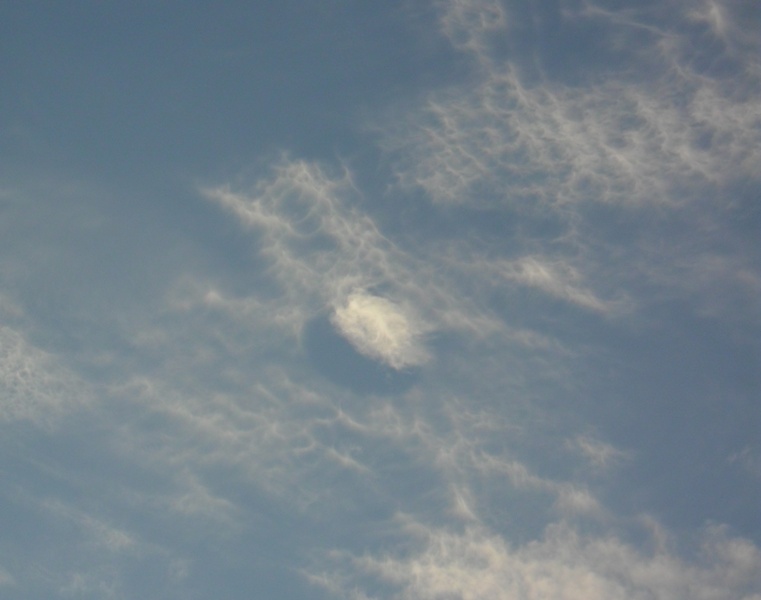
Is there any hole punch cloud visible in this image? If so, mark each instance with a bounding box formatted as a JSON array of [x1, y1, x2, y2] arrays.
[[331, 291, 430, 370]]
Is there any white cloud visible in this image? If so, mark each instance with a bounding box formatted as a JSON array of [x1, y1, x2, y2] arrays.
[[167, 469, 241, 522], [203, 160, 407, 328], [571, 435, 629, 471], [322, 519, 761, 600], [729, 447, 761, 480], [385, 0, 760, 210], [40, 499, 137, 553], [386, 68, 760, 210], [437, 0, 508, 58], [106, 374, 373, 516], [499, 256, 610, 312], [370, 0, 761, 331], [0, 325, 91, 425], [200, 157, 523, 356], [685, 0, 760, 66], [2, 2, 756, 598], [0, 489, 189, 599], [645, 247, 761, 326], [331, 290, 430, 369], [59, 572, 121, 600]]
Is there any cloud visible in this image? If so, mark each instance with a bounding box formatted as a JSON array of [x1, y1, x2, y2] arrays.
[[106, 371, 386, 518], [499, 256, 610, 313], [200, 157, 522, 357], [0, 486, 187, 599], [331, 290, 430, 369], [383, 0, 759, 210], [199, 153, 626, 375], [386, 68, 760, 210], [0, 325, 91, 426], [571, 435, 629, 472], [1, 2, 757, 597], [729, 447, 761, 480], [40, 499, 138, 553], [203, 159, 406, 329], [321, 519, 761, 600], [645, 246, 761, 326], [437, 0, 508, 58], [59, 573, 121, 600], [369, 0, 761, 332]]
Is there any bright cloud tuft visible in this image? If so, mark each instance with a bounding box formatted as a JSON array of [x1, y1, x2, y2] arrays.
[[323, 520, 761, 600], [331, 291, 430, 370]]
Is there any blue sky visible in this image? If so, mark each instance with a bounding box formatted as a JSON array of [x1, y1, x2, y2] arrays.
[[1, 1, 760, 598]]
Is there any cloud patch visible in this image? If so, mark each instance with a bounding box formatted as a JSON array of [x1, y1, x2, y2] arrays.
[[331, 291, 430, 370], [201, 157, 517, 355], [384, 0, 760, 210], [500, 256, 611, 313], [0, 325, 90, 425], [321, 519, 761, 600]]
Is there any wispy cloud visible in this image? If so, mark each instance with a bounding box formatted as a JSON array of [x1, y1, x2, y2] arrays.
[[0, 325, 91, 426], [372, 0, 760, 332], [499, 256, 611, 313], [0, 487, 188, 599], [571, 435, 629, 472], [322, 518, 761, 600], [40, 499, 138, 553], [385, 0, 759, 210], [437, 0, 508, 58], [1, 1, 757, 597], [200, 157, 518, 358], [203, 160, 418, 334]]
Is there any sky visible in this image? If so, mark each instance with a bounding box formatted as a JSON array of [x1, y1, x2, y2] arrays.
[[0, 1, 759, 598]]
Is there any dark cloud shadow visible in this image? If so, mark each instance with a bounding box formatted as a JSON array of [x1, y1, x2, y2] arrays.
[[303, 314, 418, 395]]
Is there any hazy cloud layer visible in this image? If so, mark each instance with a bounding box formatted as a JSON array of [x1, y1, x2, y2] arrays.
[[0, 0, 758, 598]]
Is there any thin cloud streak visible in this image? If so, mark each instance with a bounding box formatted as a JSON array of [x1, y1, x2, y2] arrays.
[[499, 256, 611, 313], [321, 519, 761, 600]]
